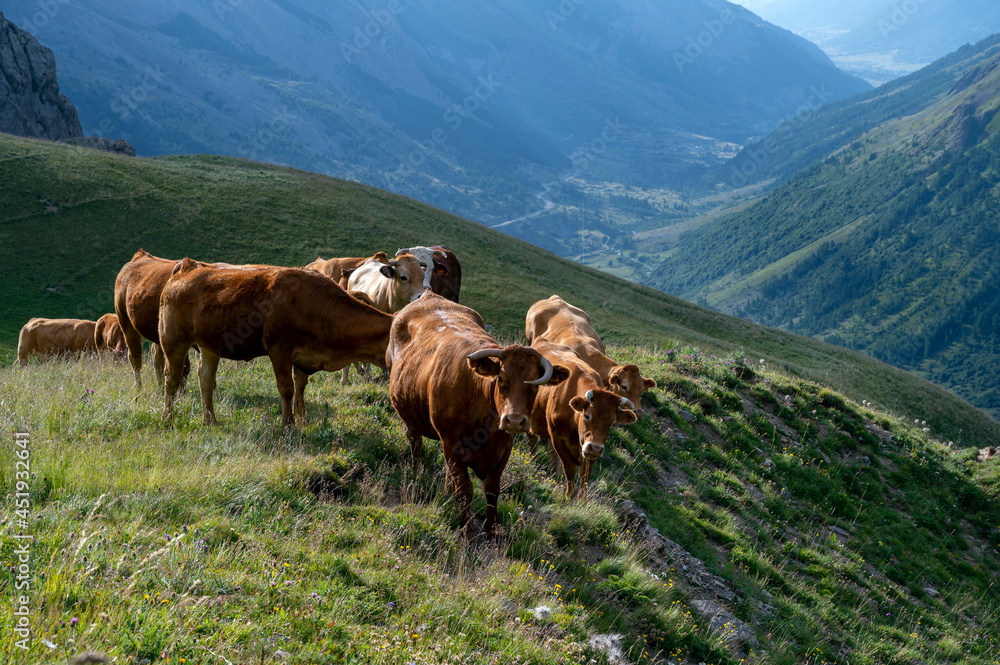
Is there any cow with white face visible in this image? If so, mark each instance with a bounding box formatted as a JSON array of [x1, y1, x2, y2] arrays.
[[395, 246, 462, 303], [347, 253, 427, 313], [340, 253, 427, 384], [395, 246, 443, 292]]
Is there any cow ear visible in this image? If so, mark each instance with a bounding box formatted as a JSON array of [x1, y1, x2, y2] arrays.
[[569, 396, 588, 413], [617, 408, 638, 424], [546, 364, 571, 386], [643, 377, 657, 389], [379, 264, 396, 278], [374, 251, 389, 263], [608, 372, 621, 386], [433, 262, 449, 275], [468, 356, 501, 377]]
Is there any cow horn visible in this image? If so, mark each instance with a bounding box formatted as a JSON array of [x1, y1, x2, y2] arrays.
[[468, 348, 503, 360], [585, 390, 594, 402], [620, 397, 636, 410], [395, 248, 408, 256], [525, 357, 554, 386]]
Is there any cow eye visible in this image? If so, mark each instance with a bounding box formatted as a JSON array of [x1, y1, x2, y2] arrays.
[[400, 275, 408, 281], [621, 383, 629, 392], [584, 412, 592, 422]]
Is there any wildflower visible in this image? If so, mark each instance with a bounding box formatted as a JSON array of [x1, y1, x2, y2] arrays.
[[70, 617, 78, 627]]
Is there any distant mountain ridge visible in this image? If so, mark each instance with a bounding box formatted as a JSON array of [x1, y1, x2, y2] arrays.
[[649, 33, 1000, 418], [752, 0, 1000, 84], [0, 11, 81, 140], [4, 0, 868, 230]]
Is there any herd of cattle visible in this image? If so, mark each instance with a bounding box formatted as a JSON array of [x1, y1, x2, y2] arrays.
[[16, 245, 654, 535]]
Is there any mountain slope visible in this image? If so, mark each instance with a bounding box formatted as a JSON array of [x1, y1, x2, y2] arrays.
[[3, 0, 868, 231], [0, 131, 996, 445], [2, 133, 1000, 665], [0, 11, 81, 139], [752, 0, 1000, 84], [650, 35, 1000, 418]]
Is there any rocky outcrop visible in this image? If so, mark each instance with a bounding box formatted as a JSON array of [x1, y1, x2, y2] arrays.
[[0, 11, 82, 140], [58, 136, 137, 157]]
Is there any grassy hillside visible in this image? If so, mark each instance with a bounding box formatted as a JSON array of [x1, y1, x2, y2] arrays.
[[2, 134, 1000, 664], [2, 342, 1000, 664], [649, 36, 1000, 419], [0, 133, 997, 447]]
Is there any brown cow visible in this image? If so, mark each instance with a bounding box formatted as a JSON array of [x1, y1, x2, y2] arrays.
[[525, 295, 655, 415], [94, 313, 128, 360], [527, 339, 637, 499], [159, 261, 393, 426], [17, 318, 97, 365], [304, 251, 389, 280], [395, 245, 462, 302], [114, 249, 208, 389], [387, 292, 569, 537], [340, 253, 426, 385], [346, 253, 426, 313]]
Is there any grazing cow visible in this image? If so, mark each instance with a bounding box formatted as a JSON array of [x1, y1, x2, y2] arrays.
[[525, 295, 655, 415], [347, 253, 426, 312], [94, 313, 128, 360], [17, 318, 97, 365], [388, 292, 569, 537], [395, 245, 462, 302], [114, 249, 212, 389], [527, 339, 637, 499], [339, 253, 426, 385], [159, 261, 393, 426], [305, 251, 389, 280]]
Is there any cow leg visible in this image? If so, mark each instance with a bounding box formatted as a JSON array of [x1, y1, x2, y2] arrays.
[[482, 435, 513, 538], [152, 343, 165, 387], [162, 343, 191, 422], [293, 367, 309, 424], [407, 429, 424, 471], [198, 350, 221, 425], [526, 432, 540, 455], [124, 327, 144, 391], [340, 365, 350, 386], [578, 458, 594, 501], [442, 446, 475, 533], [268, 353, 296, 427]]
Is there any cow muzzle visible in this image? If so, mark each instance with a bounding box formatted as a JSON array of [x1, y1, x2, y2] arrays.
[[500, 412, 530, 434], [582, 441, 605, 460]]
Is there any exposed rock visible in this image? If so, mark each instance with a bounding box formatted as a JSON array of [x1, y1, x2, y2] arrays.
[[0, 12, 82, 140], [690, 599, 760, 650], [977, 447, 997, 462], [616, 500, 759, 656], [59, 136, 136, 156]]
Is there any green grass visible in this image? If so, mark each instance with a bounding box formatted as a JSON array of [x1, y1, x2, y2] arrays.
[[2, 346, 999, 664], [0, 132, 996, 448], [2, 132, 1000, 662]]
